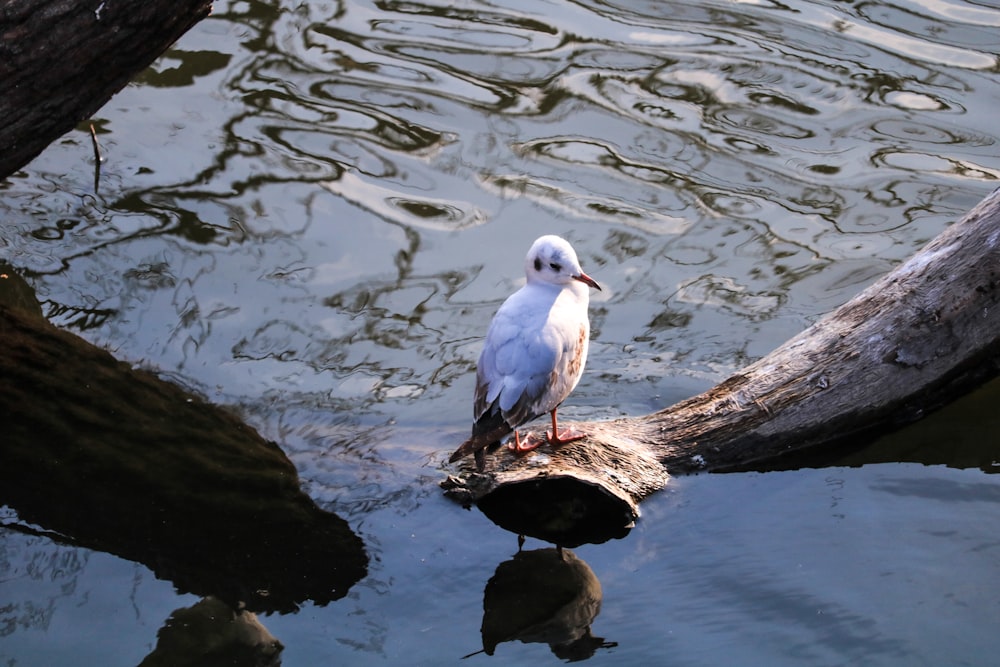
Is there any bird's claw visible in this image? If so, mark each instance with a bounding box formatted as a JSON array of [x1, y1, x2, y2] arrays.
[[507, 428, 587, 455], [508, 430, 547, 453], [547, 428, 587, 446]]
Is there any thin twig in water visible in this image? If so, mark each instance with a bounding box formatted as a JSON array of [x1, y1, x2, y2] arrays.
[[89, 122, 102, 194]]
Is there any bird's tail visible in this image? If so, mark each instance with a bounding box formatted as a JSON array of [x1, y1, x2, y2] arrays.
[[448, 423, 512, 465]]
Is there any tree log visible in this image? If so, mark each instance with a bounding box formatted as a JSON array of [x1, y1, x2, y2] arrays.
[[0, 266, 367, 613], [0, 0, 213, 179], [444, 187, 1000, 546]]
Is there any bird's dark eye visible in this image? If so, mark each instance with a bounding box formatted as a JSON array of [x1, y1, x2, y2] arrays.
[[534, 258, 542, 271], [549, 262, 562, 272]]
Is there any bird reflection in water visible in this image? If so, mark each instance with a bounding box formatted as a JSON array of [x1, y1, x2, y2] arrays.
[[464, 548, 616, 661]]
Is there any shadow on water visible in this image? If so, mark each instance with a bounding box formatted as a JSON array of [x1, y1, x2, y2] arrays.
[[723, 374, 1000, 475]]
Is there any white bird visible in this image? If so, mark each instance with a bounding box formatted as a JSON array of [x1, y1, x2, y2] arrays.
[[449, 235, 601, 471]]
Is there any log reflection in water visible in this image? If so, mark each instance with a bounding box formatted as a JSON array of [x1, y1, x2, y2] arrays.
[[139, 596, 283, 667], [470, 547, 615, 661]]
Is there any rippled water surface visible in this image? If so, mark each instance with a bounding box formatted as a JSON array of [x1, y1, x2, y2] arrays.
[[3, 0, 1000, 664]]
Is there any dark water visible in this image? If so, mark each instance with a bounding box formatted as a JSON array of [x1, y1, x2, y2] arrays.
[[3, 0, 1000, 664]]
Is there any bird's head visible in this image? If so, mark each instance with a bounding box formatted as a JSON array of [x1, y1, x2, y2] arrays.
[[524, 235, 601, 291]]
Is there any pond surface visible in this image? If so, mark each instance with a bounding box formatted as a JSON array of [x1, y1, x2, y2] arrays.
[[3, 0, 1000, 664]]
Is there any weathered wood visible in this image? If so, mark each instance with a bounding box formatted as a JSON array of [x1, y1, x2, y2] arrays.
[[0, 266, 367, 613], [442, 421, 667, 546], [444, 187, 1000, 545], [0, 0, 212, 179]]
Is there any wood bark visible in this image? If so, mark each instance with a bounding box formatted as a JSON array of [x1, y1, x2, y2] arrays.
[[0, 0, 213, 179], [444, 187, 1000, 547], [0, 266, 367, 613]]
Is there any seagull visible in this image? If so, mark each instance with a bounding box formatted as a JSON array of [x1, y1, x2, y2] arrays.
[[449, 235, 601, 471]]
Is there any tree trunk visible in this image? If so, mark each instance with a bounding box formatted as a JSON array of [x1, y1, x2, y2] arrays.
[[0, 0, 212, 179], [444, 187, 1000, 547], [0, 266, 367, 613]]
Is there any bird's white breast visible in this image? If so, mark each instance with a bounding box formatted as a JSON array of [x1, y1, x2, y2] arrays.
[[477, 281, 591, 422]]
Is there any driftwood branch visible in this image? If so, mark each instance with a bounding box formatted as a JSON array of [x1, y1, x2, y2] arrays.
[[444, 187, 1000, 546], [0, 266, 367, 613], [0, 0, 213, 179]]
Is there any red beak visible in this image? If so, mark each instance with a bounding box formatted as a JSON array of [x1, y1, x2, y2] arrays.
[[573, 271, 601, 291]]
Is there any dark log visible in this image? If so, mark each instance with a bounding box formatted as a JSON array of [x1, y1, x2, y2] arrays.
[[0, 266, 367, 613], [0, 0, 213, 179], [444, 187, 1000, 546]]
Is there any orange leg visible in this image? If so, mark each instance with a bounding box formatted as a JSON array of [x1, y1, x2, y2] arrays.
[[509, 428, 544, 453], [509, 429, 535, 453], [546, 408, 586, 446], [507, 410, 589, 455]]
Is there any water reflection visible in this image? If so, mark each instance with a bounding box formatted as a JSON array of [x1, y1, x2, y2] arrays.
[[469, 548, 615, 661], [0, 526, 90, 638], [139, 597, 283, 667]]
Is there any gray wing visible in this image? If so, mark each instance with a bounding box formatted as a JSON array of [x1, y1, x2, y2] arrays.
[[474, 305, 585, 432]]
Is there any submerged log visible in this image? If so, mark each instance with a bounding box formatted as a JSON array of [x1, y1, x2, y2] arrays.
[[0, 266, 367, 613], [0, 0, 213, 179], [444, 187, 1000, 546]]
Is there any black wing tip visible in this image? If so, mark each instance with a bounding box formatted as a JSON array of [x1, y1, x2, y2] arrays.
[[448, 422, 513, 468]]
